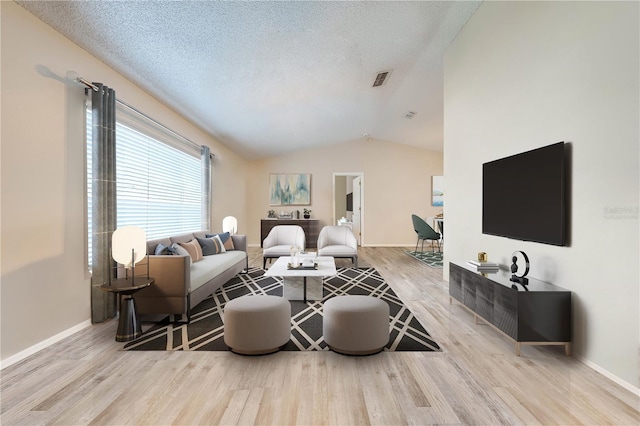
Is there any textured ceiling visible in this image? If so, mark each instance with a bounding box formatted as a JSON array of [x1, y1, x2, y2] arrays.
[[17, 1, 481, 159]]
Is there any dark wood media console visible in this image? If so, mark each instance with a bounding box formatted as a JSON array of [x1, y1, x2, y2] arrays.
[[449, 262, 571, 356], [260, 219, 319, 249]]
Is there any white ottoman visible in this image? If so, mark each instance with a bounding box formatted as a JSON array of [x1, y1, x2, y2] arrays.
[[323, 295, 390, 355], [224, 295, 291, 355]]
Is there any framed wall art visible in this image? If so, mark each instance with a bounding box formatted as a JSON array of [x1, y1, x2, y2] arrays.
[[432, 175, 444, 206], [269, 173, 311, 206]]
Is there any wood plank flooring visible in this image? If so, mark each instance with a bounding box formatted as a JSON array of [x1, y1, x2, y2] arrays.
[[1, 247, 639, 425]]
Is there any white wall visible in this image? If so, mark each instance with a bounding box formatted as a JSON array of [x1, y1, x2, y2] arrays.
[[444, 2, 639, 388], [246, 138, 443, 247], [0, 2, 248, 364]]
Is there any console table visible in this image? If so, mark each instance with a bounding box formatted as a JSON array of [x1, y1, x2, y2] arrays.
[[449, 262, 571, 356], [261, 219, 319, 249]]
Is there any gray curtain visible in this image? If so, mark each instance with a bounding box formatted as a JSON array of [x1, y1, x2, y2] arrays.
[[90, 83, 117, 323], [201, 145, 212, 232]]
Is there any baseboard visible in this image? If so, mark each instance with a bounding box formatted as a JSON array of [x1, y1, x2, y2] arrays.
[[0, 319, 92, 370], [574, 353, 640, 397]]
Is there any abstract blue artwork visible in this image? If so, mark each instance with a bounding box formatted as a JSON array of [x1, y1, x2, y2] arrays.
[[432, 175, 444, 206], [269, 174, 311, 205]]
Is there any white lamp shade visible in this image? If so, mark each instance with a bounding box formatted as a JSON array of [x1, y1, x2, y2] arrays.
[[222, 216, 238, 234], [112, 226, 147, 267]]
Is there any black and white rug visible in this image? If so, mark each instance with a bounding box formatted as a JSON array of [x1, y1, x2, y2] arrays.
[[124, 267, 441, 352], [405, 250, 443, 268]]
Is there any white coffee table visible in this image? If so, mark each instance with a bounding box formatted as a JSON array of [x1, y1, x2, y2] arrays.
[[264, 255, 337, 302]]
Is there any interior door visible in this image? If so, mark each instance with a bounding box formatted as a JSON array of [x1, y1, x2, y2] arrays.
[[352, 176, 362, 246]]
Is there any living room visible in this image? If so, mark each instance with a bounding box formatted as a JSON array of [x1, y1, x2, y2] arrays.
[[1, 1, 639, 424]]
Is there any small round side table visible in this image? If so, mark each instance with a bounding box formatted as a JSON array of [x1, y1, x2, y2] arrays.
[[101, 277, 154, 342]]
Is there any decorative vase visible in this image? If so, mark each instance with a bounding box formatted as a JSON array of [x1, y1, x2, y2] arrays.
[[303, 214, 310, 219], [290, 246, 300, 267]]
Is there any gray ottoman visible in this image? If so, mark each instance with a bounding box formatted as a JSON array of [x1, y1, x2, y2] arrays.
[[323, 295, 390, 355], [224, 295, 291, 355]]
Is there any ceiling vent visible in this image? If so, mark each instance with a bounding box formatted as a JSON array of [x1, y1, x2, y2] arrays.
[[404, 111, 417, 119], [372, 70, 392, 87]]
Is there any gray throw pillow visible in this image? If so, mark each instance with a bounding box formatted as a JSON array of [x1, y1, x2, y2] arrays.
[[196, 235, 226, 256], [155, 243, 178, 255], [205, 232, 234, 250]]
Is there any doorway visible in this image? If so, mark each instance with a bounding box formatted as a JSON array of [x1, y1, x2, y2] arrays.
[[332, 173, 364, 246]]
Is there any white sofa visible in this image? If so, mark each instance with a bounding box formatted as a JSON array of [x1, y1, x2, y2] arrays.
[[134, 231, 247, 321]]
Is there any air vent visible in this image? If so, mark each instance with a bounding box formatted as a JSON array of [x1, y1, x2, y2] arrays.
[[404, 111, 417, 119], [372, 70, 392, 87]]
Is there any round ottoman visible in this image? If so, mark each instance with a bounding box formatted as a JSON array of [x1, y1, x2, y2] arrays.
[[323, 295, 390, 355], [224, 295, 291, 355]]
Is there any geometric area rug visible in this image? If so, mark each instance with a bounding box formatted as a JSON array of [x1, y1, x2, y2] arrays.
[[124, 267, 441, 353], [405, 250, 443, 269]]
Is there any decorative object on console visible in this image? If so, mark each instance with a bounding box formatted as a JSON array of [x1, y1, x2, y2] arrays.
[[510, 250, 530, 286], [303, 208, 311, 219], [477, 252, 488, 262], [466, 260, 499, 273], [269, 173, 311, 206], [268, 210, 276, 218]]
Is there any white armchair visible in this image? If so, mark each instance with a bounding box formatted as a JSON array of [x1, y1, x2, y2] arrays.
[[317, 226, 358, 268], [262, 225, 306, 269]]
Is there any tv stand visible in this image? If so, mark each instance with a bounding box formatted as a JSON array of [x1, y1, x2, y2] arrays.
[[449, 262, 571, 356]]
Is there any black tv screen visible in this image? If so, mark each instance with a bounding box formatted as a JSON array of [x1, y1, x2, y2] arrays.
[[482, 142, 567, 246], [346, 193, 353, 212]]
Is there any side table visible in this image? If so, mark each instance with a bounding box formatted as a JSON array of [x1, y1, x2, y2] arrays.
[[101, 277, 154, 342]]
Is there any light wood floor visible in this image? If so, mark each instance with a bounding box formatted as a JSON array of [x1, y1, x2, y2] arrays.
[[1, 247, 639, 425]]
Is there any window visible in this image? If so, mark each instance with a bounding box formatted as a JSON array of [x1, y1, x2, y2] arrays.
[[87, 102, 205, 267]]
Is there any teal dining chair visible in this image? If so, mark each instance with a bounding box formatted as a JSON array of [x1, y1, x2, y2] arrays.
[[411, 214, 441, 253]]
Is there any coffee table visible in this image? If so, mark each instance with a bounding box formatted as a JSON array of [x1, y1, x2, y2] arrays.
[[264, 255, 337, 302]]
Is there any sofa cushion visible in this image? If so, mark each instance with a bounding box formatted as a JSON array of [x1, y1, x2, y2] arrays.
[[197, 235, 226, 256], [155, 243, 178, 256], [206, 232, 235, 250], [190, 250, 246, 291], [179, 239, 203, 263], [171, 243, 192, 267], [147, 237, 172, 255]]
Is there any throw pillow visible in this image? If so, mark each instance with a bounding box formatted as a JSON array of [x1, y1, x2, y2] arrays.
[[197, 235, 226, 256], [155, 243, 178, 256], [172, 243, 192, 267], [178, 239, 203, 263], [205, 232, 235, 250]]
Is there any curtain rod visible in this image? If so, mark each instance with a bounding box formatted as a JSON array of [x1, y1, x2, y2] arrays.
[[76, 77, 215, 158]]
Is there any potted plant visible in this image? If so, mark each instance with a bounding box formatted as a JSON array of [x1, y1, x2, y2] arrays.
[[303, 208, 311, 219]]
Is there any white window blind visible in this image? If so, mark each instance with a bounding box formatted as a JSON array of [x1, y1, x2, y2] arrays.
[[87, 103, 203, 267]]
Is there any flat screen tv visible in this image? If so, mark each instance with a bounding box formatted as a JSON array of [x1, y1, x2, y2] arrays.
[[346, 193, 353, 212], [482, 142, 567, 246]]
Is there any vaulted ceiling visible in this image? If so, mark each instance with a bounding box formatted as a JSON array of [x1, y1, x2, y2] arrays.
[[17, 1, 481, 159]]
